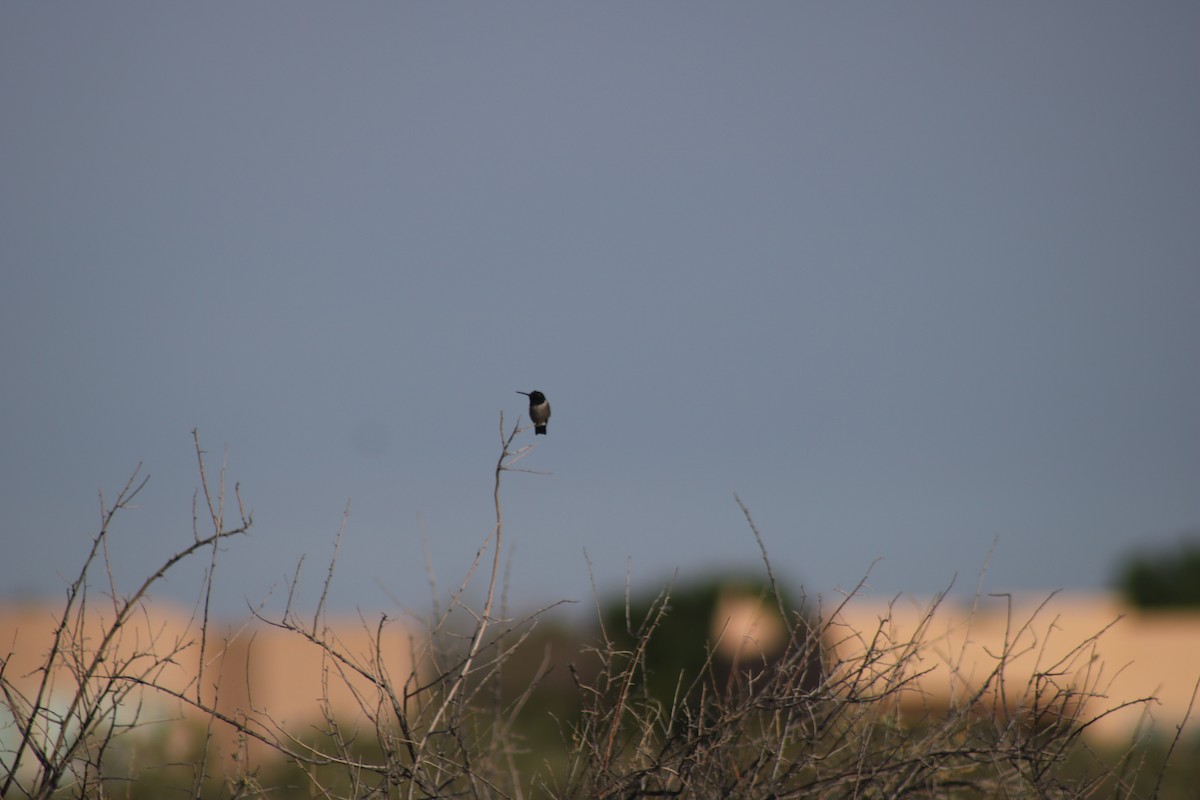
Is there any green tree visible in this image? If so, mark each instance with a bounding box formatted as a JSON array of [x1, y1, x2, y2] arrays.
[[1116, 536, 1200, 608], [601, 572, 820, 710]]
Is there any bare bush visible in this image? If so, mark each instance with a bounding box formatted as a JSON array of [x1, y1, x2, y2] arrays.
[[551, 581, 1169, 798], [2, 419, 1194, 799], [0, 431, 251, 799], [125, 414, 559, 799]]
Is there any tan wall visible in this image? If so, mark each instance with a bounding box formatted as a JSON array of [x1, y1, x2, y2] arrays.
[[825, 592, 1200, 742], [0, 600, 420, 761], [3, 592, 1196, 762]]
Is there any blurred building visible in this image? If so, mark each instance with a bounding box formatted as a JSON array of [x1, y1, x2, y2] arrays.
[[0, 600, 419, 764], [2, 590, 1196, 769], [825, 592, 1200, 742]]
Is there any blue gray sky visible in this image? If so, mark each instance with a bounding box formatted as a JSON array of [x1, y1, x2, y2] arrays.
[[3, 4, 1198, 617]]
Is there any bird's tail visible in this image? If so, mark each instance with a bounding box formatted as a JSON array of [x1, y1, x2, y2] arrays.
[[535, 425, 547, 435]]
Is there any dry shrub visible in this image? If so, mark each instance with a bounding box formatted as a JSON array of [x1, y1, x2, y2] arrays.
[[2, 422, 1193, 799]]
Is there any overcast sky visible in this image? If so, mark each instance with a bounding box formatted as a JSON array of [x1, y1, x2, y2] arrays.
[[2, 4, 1198, 619]]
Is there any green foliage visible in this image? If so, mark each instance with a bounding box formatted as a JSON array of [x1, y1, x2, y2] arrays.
[[600, 572, 820, 711], [1116, 536, 1200, 608]]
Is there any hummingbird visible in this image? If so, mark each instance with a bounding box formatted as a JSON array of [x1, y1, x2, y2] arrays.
[[516, 390, 551, 435]]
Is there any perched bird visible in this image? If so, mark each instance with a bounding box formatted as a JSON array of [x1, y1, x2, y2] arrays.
[[516, 390, 551, 435]]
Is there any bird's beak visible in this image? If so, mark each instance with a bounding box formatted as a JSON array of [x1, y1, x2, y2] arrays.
[[516, 391, 530, 396]]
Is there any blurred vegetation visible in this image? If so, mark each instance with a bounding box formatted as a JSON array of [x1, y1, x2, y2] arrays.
[[7, 435, 1199, 798], [56, 685, 1200, 800], [1116, 535, 1200, 608], [597, 572, 821, 707], [10, 568, 1200, 800], [487, 573, 814, 781]]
